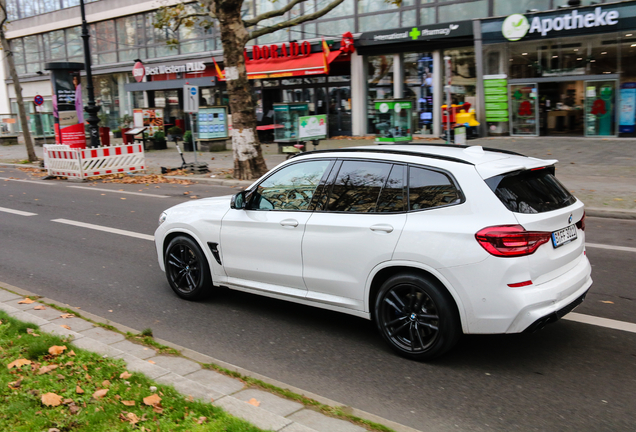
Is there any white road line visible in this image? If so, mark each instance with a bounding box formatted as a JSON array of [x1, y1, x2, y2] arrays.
[[564, 312, 636, 334], [0, 206, 37, 216], [587, 242, 636, 253], [0, 177, 56, 185], [51, 218, 154, 241], [67, 186, 169, 198]]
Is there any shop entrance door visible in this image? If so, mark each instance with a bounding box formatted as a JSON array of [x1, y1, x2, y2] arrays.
[[328, 86, 352, 136], [584, 80, 617, 137], [509, 83, 539, 136]]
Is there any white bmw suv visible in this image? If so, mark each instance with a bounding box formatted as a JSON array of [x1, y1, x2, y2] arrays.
[[155, 145, 591, 360]]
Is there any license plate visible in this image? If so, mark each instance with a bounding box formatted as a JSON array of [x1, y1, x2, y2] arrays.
[[552, 224, 577, 248]]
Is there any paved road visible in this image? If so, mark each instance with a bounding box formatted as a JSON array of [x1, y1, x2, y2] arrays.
[[1, 167, 635, 431]]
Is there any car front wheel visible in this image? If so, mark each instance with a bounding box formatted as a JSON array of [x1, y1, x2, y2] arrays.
[[165, 236, 212, 300], [374, 273, 461, 360]]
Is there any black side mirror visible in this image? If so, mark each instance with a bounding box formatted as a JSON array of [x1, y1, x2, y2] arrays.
[[230, 191, 246, 209]]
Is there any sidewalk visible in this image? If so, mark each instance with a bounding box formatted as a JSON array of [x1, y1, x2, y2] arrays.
[[1, 135, 635, 217], [0, 282, 416, 432]]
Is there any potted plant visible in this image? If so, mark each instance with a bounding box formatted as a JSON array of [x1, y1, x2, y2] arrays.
[[112, 128, 122, 138], [152, 131, 167, 150], [119, 115, 134, 141], [183, 130, 193, 151], [167, 126, 183, 141]]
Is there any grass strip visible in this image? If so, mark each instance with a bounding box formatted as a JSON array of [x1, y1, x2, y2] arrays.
[[0, 311, 269, 432]]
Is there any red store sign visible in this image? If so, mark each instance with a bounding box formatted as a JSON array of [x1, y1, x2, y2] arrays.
[[246, 41, 313, 62]]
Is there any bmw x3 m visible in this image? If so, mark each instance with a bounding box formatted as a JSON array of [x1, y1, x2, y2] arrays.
[[155, 145, 591, 360]]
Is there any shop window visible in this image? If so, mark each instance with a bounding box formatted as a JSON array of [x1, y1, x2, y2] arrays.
[[620, 34, 636, 83], [404, 52, 434, 135], [508, 42, 542, 79], [367, 55, 394, 133], [494, 0, 551, 16], [589, 38, 619, 76], [438, 0, 487, 24], [443, 47, 476, 106]]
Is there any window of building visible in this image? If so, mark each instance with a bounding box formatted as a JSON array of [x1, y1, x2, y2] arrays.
[[409, 166, 462, 211], [326, 160, 393, 213], [9, 39, 26, 75], [359, 12, 400, 32], [404, 52, 435, 134], [493, 0, 551, 16], [23, 36, 41, 74], [65, 27, 83, 63], [116, 16, 141, 62], [443, 47, 477, 106], [420, 6, 436, 25], [438, 0, 488, 24]]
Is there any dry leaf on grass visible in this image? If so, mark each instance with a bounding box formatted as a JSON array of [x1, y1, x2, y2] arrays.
[[37, 364, 59, 375], [197, 416, 207, 424], [42, 392, 63, 407], [126, 412, 140, 424], [68, 350, 76, 357], [7, 358, 32, 369], [62, 398, 74, 405], [247, 398, 260, 407], [121, 400, 135, 406], [48, 345, 67, 356], [33, 305, 46, 310], [92, 389, 109, 399], [18, 298, 35, 304], [143, 394, 161, 406], [120, 371, 132, 379], [8, 379, 22, 389], [102, 380, 111, 387], [69, 403, 80, 415], [75, 386, 84, 394], [60, 313, 74, 319]]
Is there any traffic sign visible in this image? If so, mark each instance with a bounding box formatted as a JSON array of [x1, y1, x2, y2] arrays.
[[183, 85, 199, 113], [34, 95, 44, 106]]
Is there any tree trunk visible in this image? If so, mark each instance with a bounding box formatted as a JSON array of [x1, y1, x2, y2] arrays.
[[0, 24, 38, 162], [212, 0, 268, 180]]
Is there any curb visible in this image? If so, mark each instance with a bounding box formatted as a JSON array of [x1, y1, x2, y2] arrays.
[[0, 280, 422, 432], [586, 207, 636, 220]]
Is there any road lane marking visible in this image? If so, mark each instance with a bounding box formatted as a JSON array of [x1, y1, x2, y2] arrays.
[[51, 218, 154, 241], [0, 206, 37, 216], [564, 312, 636, 334], [67, 186, 169, 198], [0, 177, 56, 185], [587, 243, 636, 253]]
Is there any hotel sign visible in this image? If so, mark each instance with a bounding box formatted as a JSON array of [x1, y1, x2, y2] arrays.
[[132, 61, 206, 78]]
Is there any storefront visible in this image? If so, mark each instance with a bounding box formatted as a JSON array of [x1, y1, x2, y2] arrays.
[[481, 2, 636, 137], [356, 20, 476, 137]]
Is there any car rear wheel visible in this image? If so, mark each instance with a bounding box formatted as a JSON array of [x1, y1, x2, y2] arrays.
[[165, 236, 212, 300], [374, 273, 461, 360]]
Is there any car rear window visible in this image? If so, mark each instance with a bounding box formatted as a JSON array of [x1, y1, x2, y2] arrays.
[[485, 167, 576, 214]]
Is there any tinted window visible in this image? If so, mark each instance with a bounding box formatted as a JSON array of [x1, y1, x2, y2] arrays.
[[377, 164, 405, 213], [409, 166, 462, 210], [327, 161, 392, 213], [250, 160, 330, 211], [486, 167, 576, 214]]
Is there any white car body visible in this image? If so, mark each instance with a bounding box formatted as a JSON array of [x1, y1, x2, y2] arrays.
[[155, 145, 592, 357]]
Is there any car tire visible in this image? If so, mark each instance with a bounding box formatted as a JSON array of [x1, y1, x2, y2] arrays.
[[374, 273, 461, 361], [164, 236, 212, 300]]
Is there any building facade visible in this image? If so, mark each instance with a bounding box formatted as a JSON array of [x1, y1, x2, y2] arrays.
[[1, 0, 633, 141]]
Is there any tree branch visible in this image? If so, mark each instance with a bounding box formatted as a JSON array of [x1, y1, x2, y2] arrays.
[[248, 0, 345, 40], [243, 0, 305, 28], [0, 0, 8, 28], [172, 12, 213, 31]]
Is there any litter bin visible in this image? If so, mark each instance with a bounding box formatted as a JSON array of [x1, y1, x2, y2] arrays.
[[99, 127, 110, 146]]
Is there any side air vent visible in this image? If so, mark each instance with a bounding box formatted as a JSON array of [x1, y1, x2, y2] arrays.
[[207, 242, 222, 265]]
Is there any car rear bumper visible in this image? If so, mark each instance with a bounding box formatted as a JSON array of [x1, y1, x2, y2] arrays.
[[522, 289, 588, 333]]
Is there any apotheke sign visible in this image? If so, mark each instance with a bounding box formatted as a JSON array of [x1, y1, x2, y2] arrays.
[[503, 7, 619, 41]]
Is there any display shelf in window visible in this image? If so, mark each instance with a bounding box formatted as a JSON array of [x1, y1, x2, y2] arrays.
[[372, 99, 413, 144], [273, 103, 309, 142]]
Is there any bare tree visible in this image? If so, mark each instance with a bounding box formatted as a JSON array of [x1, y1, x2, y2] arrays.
[[0, 0, 37, 162], [155, 0, 345, 180]]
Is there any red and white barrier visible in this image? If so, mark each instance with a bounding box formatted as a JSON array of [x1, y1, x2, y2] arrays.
[[43, 143, 145, 179]]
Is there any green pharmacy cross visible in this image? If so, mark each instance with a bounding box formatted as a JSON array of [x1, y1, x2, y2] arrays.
[[409, 28, 421, 40]]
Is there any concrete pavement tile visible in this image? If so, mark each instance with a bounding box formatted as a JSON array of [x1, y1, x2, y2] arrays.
[[0, 290, 22, 302], [280, 423, 319, 432], [147, 355, 200, 376], [3, 298, 43, 310], [155, 372, 223, 401], [183, 369, 245, 395], [117, 353, 170, 380], [213, 396, 292, 431], [0, 303, 20, 315], [71, 337, 125, 358], [78, 327, 125, 345], [287, 409, 366, 432], [49, 317, 95, 332], [25, 307, 72, 321], [233, 389, 303, 417], [8, 311, 52, 326], [109, 340, 158, 359], [39, 322, 85, 340]]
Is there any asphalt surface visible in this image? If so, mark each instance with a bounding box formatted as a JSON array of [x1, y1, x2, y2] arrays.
[[1, 166, 635, 431]]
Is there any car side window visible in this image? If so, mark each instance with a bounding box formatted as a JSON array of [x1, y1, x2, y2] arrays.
[[249, 160, 331, 211], [408, 166, 462, 211], [326, 160, 392, 213], [376, 164, 405, 213]]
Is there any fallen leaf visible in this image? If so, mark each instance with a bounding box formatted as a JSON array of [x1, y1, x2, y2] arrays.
[[600, 300, 614, 304], [143, 394, 161, 406], [26, 328, 36, 334], [8, 379, 22, 389], [48, 345, 67, 356], [60, 314, 74, 319], [48, 429, 61, 432], [68, 350, 76, 357], [7, 358, 32, 369], [121, 198, 126, 200], [69, 403, 80, 415], [76, 386, 84, 394], [62, 398, 74, 405], [121, 400, 135, 406], [120, 371, 132, 379], [108, 310, 113, 313], [18, 298, 35, 304], [247, 398, 260, 407], [126, 412, 140, 424], [92, 389, 108, 399], [42, 392, 63, 407], [147, 360, 155, 364], [197, 416, 207, 424], [152, 406, 164, 414], [33, 305, 46, 310], [37, 364, 59, 375], [114, 395, 121, 400], [60, 325, 71, 330], [102, 380, 111, 387]]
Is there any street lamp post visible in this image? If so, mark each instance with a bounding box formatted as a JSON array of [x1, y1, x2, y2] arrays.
[[79, 0, 101, 148]]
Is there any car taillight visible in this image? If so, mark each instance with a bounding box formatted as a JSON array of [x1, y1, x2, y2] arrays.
[[576, 211, 586, 231], [475, 225, 551, 257]]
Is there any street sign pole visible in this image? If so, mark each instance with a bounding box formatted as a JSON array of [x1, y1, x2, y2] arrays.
[[33, 95, 47, 145], [189, 113, 197, 164], [184, 85, 200, 164], [444, 56, 452, 144]]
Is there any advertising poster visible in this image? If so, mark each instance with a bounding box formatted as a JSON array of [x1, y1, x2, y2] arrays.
[[198, 107, 228, 140], [133, 108, 164, 137], [484, 74, 509, 123], [46, 63, 86, 148], [298, 115, 327, 140], [619, 83, 636, 133]]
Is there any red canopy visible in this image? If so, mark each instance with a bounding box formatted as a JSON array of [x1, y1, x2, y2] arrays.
[[245, 51, 341, 79]]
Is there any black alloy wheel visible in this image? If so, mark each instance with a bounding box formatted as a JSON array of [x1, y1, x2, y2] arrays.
[[165, 236, 212, 300], [375, 273, 461, 360]]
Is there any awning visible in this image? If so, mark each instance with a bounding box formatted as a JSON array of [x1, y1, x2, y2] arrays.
[[245, 51, 341, 79]]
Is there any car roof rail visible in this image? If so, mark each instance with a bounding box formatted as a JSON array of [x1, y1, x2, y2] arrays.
[[290, 148, 475, 165], [419, 143, 527, 157]]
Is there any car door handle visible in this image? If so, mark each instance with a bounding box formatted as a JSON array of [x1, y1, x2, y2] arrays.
[[280, 219, 299, 228], [370, 224, 394, 233]]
